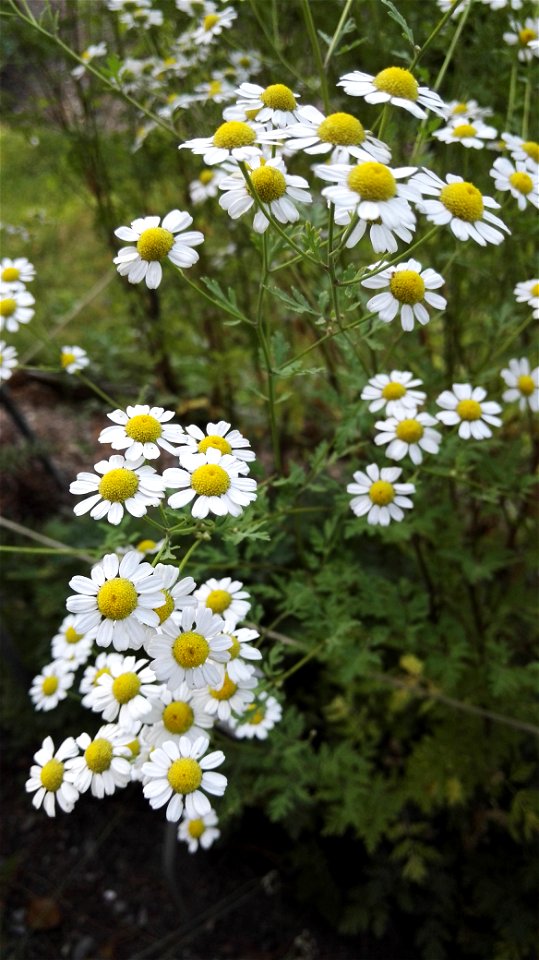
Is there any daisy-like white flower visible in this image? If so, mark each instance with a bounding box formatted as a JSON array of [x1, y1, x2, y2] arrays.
[[500, 358, 539, 411], [64, 725, 132, 798], [220, 624, 261, 682], [164, 447, 257, 519], [60, 345, 89, 374], [411, 169, 510, 245], [317, 160, 419, 253], [194, 668, 257, 722], [374, 410, 442, 465], [80, 651, 117, 701], [51, 614, 95, 667], [114, 211, 204, 289], [501, 134, 539, 172], [179, 120, 281, 166], [189, 168, 226, 205], [178, 809, 220, 852], [433, 119, 497, 150], [69, 454, 165, 526], [338, 66, 446, 119], [233, 81, 302, 128], [436, 0, 472, 16], [347, 464, 415, 526], [99, 404, 184, 462], [442, 99, 493, 122], [231, 691, 282, 740], [125, 730, 152, 782], [85, 654, 159, 731], [142, 682, 214, 747], [151, 562, 197, 628], [192, 74, 236, 105], [192, 4, 237, 44], [436, 384, 502, 438], [26, 736, 79, 817], [481, 0, 522, 9], [362, 258, 446, 331], [29, 660, 74, 712], [67, 551, 164, 651], [284, 105, 391, 164], [503, 18, 539, 62], [194, 576, 251, 624], [0, 340, 18, 382], [219, 155, 312, 234], [514, 278, 539, 318], [0, 256, 35, 285], [177, 421, 255, 475], [142, 735, 227, 821], [72, 42, 107, 79], [147, 606, 231, 690], [0, 285, 35, 333], [361, 371, 426, 417], [489, 157, 539, 211], [118, 5, 164, 29], [229, 49, 262, 81]]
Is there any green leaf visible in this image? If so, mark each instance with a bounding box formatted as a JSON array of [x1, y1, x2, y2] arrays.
[[380, 0, 415, 46]]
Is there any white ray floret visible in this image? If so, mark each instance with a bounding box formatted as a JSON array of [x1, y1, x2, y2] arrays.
[[489, 157, 539, 211], [284, 105, 391, 164], [142, 682, 214, 748], [192, 4, 237, 45], [232, 81, 302, 127], [411, 169, 510, 245], [503, 18, 539, 62], [361, 258, 446, 331], [179, 120, 282, 166], [114, 210, 204, 289], [361, 371, 426, 417], [338, 66, 446, 119], [178, 809, 221, 852], [193, 668, 257, 722], [347, 464, 415, 526], [142, 735, 227, 821], [231, 691, 282, 739], [26, 736, 79, 817], [0, 284, 35, 333], [99, 404, 184, 461], [0, 341, 18, 383], [220, 624, 261, 682], [29, 660, 74, 712], [0, 257, 35, 285], [51, 614, 95, 667], [219, 156, 312, 234], [500, 358, 539, 412], [514, 278, 539, 318], [177, 421, 255, 475], [164, 447, 257, 519], [441, 100, 493, 123], [65, 724, 132, 798], [60, 345, 89, 374], [436, 384, 502, 439], [501, 134, 539, 172], [433, 119, 497, 150], [147, 604, 231, 690], [151, 562, 197, 628], [70, 454, 165, 526], [85, 654, 160, 731], [374, 410, 442, 465], [194, 577, 251, 625], [71, 42, 107, 79]]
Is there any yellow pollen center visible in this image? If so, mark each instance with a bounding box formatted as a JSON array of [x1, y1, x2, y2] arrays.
[[260, 83, 296, 111], [228, 635, 240, 659], [61, 352, 76, 368], [97, 578, 138, 620], [197, 434, 232, 455], [163, 700, 194, 733], [396, 418, 424, 443], [208, 80, 222, 97], [82, 50, 91, 61], [188, 818, 205, 838], [112, 671, 141, 704], [245, 107, 260, 120], [523, 141, 539, 163], [509, 171, 533, 195], [136, 227, 174, 262], [173, 631, 210, 668], [209, 672, 237, 700], [250, 165, 287, 202], [317, 112, 365, 146], [191, 463, 230, 497], [517, 374, 534, 396], [453, 124, 477, 138], [382, 381, 407, 400], [127, 738, 140, 756], [369, 480, 395, 505], [389, 270, 425, 304], [247, 705, 265, 725], [456, 399, 482, 420], [199, 170, 214, 185], [213, 121, 256, 150], [98, 467, 139, 503], [85, 738, 113, 773], [519, 27, 537, 45], [167, 757, 202, 794], [93, 667, 111, 685], [204, 13, 219, 30], [374, 67, 418, 101], [42, 676, 59, 696], [40, 758, 64, 792], [0, 298, 16, 317], [531, 282, 539, 297], [1, 267, 20, 282], [125, 413, 163, 442], [136, 539, 157, 552], [347, 162, 396, 200], [154, 590, 175, 624], [452, 103, 468, 114], [205, 588, 232, 614], [440, 181, 484, 221], [65, 625, 83, 644]]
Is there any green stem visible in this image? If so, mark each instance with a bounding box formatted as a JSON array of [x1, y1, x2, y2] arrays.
[[75, 372, 119, 407], [277, 310, 379, 370], [339, 226, 440, 286], [505, 59, 518, 131], [409, 0, 468, 72], [176, 268, 253, 325], [324, 0, 354, 68], [274, 639, 327, 687], [246, 0, 304, 83], [301, 0, 330, 113], [257, 233, 282, 472], [522, 72, 532, 139], [178, 538, 201, 574]]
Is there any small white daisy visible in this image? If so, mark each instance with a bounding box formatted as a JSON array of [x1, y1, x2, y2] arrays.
[[442, 99, 493, 123], [26, 736, 79, 817], [98, 404, 184, 461], [177, 421, 255, 475], [29, 660, 74, 712], [192, 4, 237, 45], [489, 157, 539, 211], [501, 134, 539, 172], [70, 454, 165, 526], [361, 371, 426, 417], [436, 384, 503, 438], [64, 725, 132, 798], [67, 551, 164, 651], [80, 651, 117, 700], [193, 668, 257, 722], [179, 120, 282, 166], [142, 682, 214, 748], [147, 605, 231, 690], [411, 169, 510, 245], [231, 691, 282, 739], [514, 279, 539, 318], [118, 5, 164, 29], [71, 42, 107, 79], [233, 81, 302, 128], [503, 18, 539, 62], [219, 155, 312, 234], [178, 809, 220, 852], [0, 285, 35, 333], [374, 410, 442, 465], [338, 66, 446, 119], [164, 447, 257, 520], [192, 74, 236, 104], [114, 210, 204, 289], [284, 105, 391, 164], [347, 464, 415, 526], [194, 577, 251, 625], [481, 0, 523, 9], [189, 168, 226, 205], [361, 258, 446, 331], [151, 562, 197, 628], [0, 257, 35, 285], [500, 358, 539, 411], [125, 730, 152, 782], [0, 341, 18, 382], [142, 735, 227, 821], [85, 654, 159, 731], [433, 119, 498, 150], [60, 345, 89, 374], [220, 624, 261, 682], [229, 49, 262, 81], [51, 615, 95, 667]]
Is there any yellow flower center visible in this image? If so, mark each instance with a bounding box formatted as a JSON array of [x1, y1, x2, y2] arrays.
[[163, 700, 194, 734], [373, 66, 418, 101], [452, 103, 468, 115], [65, 625, 83, 644], [173, 630, 210, 668], [93, 666, 111, 685], [532, 282, 539, 297], [205, 588, 232, 614], [203, 13, 219, 30], [163, 56, 176, 67], [213, 121, 256, 150], [188, 818, 205, 838], [228, 635, 240, 659], [97, 578, 138, 620], [347, 162, 396, 200], [249, 164, 287, 202], [208, 80, 222, 98], [396, 418, 424, 443], [260, 83, 296, 111], [0, 298, 16, 317], [369, 480, 395, 505], [209, 672, 237, 701], [440, 181, 484, 221], [127, 738, 140, 756], [136, 227, 174, 262], [40, 758, 64, 792], [317, 112, 365, 146], [85, 738, 113, 773], [1, 266, 20, 282], [452, 123, 477, 139], [81, 50, 91, 61], [136, 539, 157, 552], [247, 704, 265, 724], [389, 270, 425, 304], [154, 590, 175, 625], [382, 381, 407, 400], [125, 413, 163, 443], [198, 434, 232, 455], [167, 757, 202, 794], [523, 141, 539, 163], [519, 27, 537, 45], [61, 352, 76, 368], [509, 171, 533, 195], [98, 467, 139, 503], [42, 676, 59, 696], [191, 463, 231, 497], [517, 374, 534, 396], [112, 671, 141, 704], [199, 170, 214, 185], [456, 399, 482, 420]]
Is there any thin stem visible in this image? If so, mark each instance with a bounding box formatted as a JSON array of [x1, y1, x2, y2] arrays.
[[339, 226, 440, 286], [0, 516, 94, 562], [301, 0, 330, 113], [75, 372, 119, 407], [178, 538, 202, 574], [257, 232, 282, 472], [522, 72, 532, 139], [277, 309, 378, 370], [505, 59, 518, 131], [409, 0, 468, 72], [176, 268, 253, 325], [274, 639, 327, 687], [324, 0, 354, 68], [246, 0, 304, 83]]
